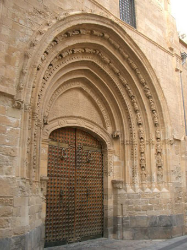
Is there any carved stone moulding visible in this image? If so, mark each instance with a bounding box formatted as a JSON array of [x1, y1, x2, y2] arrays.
[[112, 131, 120, 139], [20, 17, 166, 186], [112, 180, 123, 189], [33, 26, 160, 124], [34, 47, 142, 161], [40, 176, 49, 195], [17, 12, 163, 137], [43, 117, 113, 149]]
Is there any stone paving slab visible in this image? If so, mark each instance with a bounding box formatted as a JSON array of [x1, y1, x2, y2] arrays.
[[45, 235, 187, 250]]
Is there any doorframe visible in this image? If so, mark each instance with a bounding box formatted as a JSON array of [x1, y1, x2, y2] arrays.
[[40, 118, 115, 240]]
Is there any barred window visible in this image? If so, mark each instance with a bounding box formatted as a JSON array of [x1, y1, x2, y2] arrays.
[[119, 0, 136, 28]]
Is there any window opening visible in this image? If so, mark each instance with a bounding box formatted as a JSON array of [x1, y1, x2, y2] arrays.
[[119, 0, 136, 28]]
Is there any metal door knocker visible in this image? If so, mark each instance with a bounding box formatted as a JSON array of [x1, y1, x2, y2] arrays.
[[86, 151, 92, 163], [60, 147, 68, 160]]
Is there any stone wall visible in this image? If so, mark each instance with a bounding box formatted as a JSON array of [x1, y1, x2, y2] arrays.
[[0, 224, 44, 250], [179, 39, 187, 235], [0, 93, 44, 249], [0, 0, 187, 249], [180, 40, 187, 136], [113, 187, 185, 239]]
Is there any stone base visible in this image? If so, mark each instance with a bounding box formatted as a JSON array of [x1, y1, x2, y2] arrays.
[[114, 214, 184, 240], [0, 224, 44, 250]]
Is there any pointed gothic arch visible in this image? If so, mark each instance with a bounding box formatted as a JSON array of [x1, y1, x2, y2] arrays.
[[14, 12, 172, 240]]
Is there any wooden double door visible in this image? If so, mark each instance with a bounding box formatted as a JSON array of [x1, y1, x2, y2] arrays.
[[45, 128, 103, 247]]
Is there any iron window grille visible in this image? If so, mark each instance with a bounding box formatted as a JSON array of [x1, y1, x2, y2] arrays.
[[119, 0, 136, 28]]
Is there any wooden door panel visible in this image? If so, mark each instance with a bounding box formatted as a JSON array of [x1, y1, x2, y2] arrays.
[[45, 128, 103, 247]]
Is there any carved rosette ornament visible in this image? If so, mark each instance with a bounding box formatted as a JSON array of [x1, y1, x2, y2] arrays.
[[13, 99, 24, 109]]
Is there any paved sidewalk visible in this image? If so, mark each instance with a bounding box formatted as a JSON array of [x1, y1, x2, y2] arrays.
[[45, 235, 187, 250]]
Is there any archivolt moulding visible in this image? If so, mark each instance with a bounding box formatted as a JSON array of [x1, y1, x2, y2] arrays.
[[35, 47, 149, 182], [42, 117, 113, 150], [16, 13, 170, 186], [42, 116, 114, 176]]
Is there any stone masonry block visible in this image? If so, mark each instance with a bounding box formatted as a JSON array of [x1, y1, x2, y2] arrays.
[[149, 216, 158, 227], [149, 227, 172, 239], [0, 115, 19, 128], [0, 134, 18, 147], [0, 224, 44, 250], [0, 206, 13, 217], [13, 207, 21, 217], [133, 228, 150, 240], [0, 145, 18, 157], [0, 218, 10, 228], [0, 154, 14, 167], [122, 229, 134, 240], [172, 226, 184, 237], [130, 216, 149, 227], [157, 215, 173, 227], [149, 215, 177, 227], [0, 177, 14, 196], [0, 228, 13, 238], [7, 107, 21, 119], [29, 206, 35, 215], [14, 197, 28, 207], [114, 216, 122, 226], [0, 125, 7, 134], [13, 226, 28, 236], [175, 214, 184, 226], [0, 105, 6, 115], [127, 194, 140, 199], [10, 235, 25, 250], [0, 238, 11, 250]]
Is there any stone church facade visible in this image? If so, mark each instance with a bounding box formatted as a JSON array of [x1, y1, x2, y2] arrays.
[[0, 0, 187, 249]]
